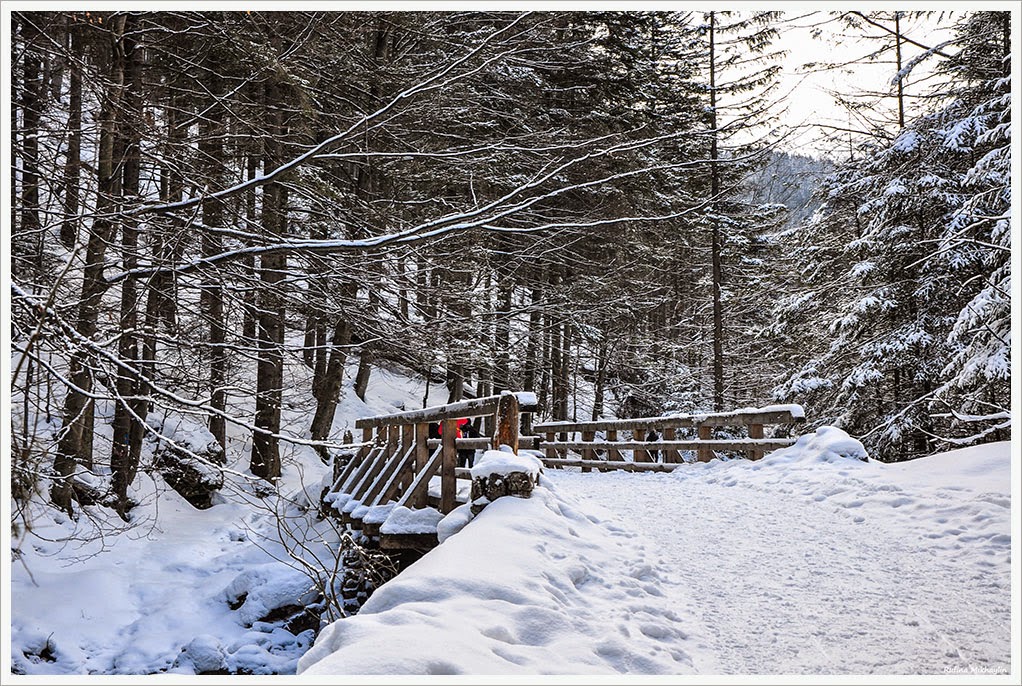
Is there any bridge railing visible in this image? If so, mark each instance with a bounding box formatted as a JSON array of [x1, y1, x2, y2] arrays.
[[329, 392, 538, 526], [533, 405, 805, 471]]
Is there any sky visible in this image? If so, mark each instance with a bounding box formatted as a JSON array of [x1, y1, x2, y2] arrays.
[[770, 10, 960, 157]]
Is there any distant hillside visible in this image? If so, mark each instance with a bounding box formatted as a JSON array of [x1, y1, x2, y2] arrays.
[[742, 151, 835, 227]]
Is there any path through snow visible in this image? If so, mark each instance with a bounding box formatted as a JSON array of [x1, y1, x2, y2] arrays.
[[544, 441, 1012, 675]]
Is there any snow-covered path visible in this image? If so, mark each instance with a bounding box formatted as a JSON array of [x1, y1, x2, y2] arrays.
[[544, 442, 1012, 675]]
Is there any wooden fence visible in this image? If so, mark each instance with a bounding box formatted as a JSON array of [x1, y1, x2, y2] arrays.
[[534, 406, 804, 472], [327, 392, 537, 547]]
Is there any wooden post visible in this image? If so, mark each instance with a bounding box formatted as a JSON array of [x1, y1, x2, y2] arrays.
[[546, 431, 557, 465], [440, 419, 458, 514], [748, 423, 764, 461], [493, 393, 520, 453], [581, 430, 594, 473], [663, 427, 681, 463], [359, 426, 374, 461], [607, 429, 622, 461], [387, 424, 400, 460], [414, 423, 429, 472], [697, 424, 713, 462], [633, 427, 650, 462], [400, 424, 415, 491]]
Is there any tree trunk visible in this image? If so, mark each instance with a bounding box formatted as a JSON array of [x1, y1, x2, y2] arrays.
[[494, 275, 513, 393], [251, 83, 287, 481], [354, 351, 373, 402], [522, 285, 542, 433], [110, 29, 144, 514], [200, 75, 228, 453], [18, 17, 42, 281], [52, 15, 128, 514], [310, 311, 354, 446], [709, 12, 725, 412], [241, 151, 259, 342], [60, 17, 81, 250], [592, 343, 608, 421]]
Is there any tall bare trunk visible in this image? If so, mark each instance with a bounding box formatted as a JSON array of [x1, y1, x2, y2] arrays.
[[60, 18, 81, 249], [110, 28, 144, 514], [709, 12, 725, 412], [251, 82, 286, 481], [52, 15, 128, 514]]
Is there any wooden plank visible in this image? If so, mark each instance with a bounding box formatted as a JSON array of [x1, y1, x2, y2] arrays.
[[379, 532, 439, 552], [338, 446, 385, 495], [541, 438, 797, 452], [697, 425, 713, 462], [355, 392, 539, 428], [440, 419, 458, 514], [349, 448, 391, 500], [425, 436, 536, 450], [364, 445, 414, 506], [376, 447, 417, 505], [534, 408, 804, 433], [330, 449, 363, 493], [663, 427, 681, 463], [358, 426, 374, 461], [580, 430, 594, 473], [606, 429, 622, 461], [748, 423, 764, 461], [412, 422, 429, 492], [540, 458, 682, 473], [633, 428, 650, 462], [397, 446, 443, 509], [492, 393, 520, 452]]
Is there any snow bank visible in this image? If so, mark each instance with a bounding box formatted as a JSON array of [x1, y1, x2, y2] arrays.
[[298, 483, 712, 675]]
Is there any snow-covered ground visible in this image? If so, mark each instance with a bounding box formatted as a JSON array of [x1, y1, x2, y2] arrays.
[[8, 349, 1015, 677], [296, 429, 1014, 676], [545, 436, 1014, 675]]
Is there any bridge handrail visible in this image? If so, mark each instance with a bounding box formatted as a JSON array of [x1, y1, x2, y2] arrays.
[[533, 404, 804, 433], [355, 391, 538, 428], [534, 404, 806, 465]]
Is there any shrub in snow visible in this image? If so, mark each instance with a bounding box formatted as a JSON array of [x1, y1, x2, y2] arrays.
[[222, 566, 320, 628]]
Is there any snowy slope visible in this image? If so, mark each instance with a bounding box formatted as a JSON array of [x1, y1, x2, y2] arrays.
[[8, 357, 445, 676], [297, 430, 1012, 676], [299, 481, 717, 675]]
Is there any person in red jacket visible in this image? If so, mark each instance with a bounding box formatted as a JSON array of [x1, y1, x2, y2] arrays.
[[437, 418, 478, 467]]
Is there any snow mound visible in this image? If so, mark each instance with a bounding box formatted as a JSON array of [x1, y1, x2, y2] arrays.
[[469, 449, 544, 479], [222, 565, 318, 628], [764, 425, 868, 464], [380, 506, 445, 535], [298, 485, 712, 675]]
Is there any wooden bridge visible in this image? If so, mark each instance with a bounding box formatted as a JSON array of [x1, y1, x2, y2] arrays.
[[324, 394, 804, 552], [325, 392, 539, 552]]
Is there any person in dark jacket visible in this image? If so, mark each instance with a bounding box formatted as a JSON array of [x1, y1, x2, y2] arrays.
[[646, 429, 661, 463], [458, 419, 481, 468]]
